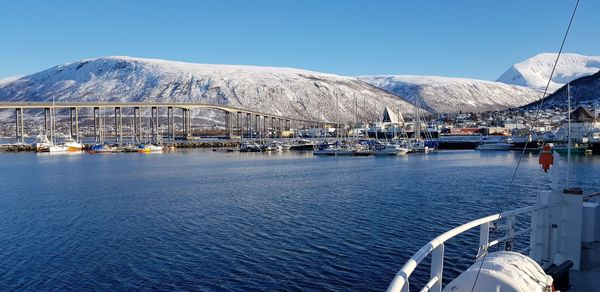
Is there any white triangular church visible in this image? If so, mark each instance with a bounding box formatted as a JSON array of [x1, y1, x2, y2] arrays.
[[382, 107, 404, 124]]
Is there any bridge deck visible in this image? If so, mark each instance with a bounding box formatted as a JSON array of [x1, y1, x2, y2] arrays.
[[0, 102, 332, 125]]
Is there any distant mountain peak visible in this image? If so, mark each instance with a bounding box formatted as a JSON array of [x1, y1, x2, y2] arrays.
[[359, 75, 540, 113], [496, 53, 600, 92]]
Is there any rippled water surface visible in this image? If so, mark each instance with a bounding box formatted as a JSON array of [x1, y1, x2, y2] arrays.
[[1, 150, 598, 291]]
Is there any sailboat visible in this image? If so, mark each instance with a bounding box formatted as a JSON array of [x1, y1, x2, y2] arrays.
[[409, 97, 433, 153], [46, 100, 68, 153], [89, 109, 117, 153], [313, 91, 359, 156], [137, 116, 163, 153], [33, 133, 51, 152]]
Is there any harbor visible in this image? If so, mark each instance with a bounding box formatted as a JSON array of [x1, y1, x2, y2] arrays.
[[2, 0, 600, 291], [2, 102, 599, 156], [1, 148, 598, 291]]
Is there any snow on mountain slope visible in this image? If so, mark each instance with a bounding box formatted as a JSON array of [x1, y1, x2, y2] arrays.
[[496, 53, 600, 92], [0, 56, 418, 123], [0, 75, 21, 85], [522, 70, 600, 110], [359, 75, 541, 113]]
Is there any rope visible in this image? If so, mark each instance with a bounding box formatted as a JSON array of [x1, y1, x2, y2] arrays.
[[469, 0, 581, 291]]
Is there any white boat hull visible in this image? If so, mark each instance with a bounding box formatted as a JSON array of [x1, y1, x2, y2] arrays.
[[48, 145, 68, 152], [476, 143, 513, 150]]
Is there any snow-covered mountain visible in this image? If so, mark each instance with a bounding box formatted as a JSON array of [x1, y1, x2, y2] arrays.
[[522, 70, 600, 110], [496, 53, 600, 92], [0, 56, 418, 123], [359, 75, 541, 113]]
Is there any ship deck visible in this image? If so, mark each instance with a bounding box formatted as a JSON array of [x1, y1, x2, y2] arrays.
[[570, 241, 600, 291]]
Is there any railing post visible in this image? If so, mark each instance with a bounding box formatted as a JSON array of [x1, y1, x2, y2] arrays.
[[505, 216, 515, 251], [477, 222, 490, 259], [430, 243, 444, 292]]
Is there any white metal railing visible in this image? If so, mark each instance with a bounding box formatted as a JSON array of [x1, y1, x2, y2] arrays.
[[386, 202, 565, 292]]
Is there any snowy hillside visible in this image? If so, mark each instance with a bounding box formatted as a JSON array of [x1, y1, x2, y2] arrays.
[[0, 56, 418, 123], [522, 70, 600, 110], [497, 53, 600, 92], [359, 75, 541, 113]]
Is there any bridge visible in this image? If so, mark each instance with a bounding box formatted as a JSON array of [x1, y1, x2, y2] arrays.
[[0, 102, 339, 143]]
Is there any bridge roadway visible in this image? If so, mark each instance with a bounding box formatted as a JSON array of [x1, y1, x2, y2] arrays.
[[0, 102, 339, 143], [0, 102, 328, 125]]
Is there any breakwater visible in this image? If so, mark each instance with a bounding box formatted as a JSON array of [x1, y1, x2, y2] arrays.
[[0, 141, 242, 152]]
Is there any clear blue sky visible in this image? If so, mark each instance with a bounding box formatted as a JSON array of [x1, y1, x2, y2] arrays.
[[0, 0, 597, 80]]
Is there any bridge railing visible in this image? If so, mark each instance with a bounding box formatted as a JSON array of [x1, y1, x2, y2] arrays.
[[386, 202, 565, 292]]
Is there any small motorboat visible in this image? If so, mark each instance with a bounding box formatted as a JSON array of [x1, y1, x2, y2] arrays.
[[372, 143, 410, 156], [137, 144, 164, 153], [63, 138, 84, 151], [89, 144, 115, 153], [289, 139, 316, 151], [265, 141, 283, 152], [48, 144, 68, 153], [476, 138, 514, 151], [33, 134, 51, 152], [409, 139, 432, 153], [313, 143, 355, 156], [239, 142, 261, 152]]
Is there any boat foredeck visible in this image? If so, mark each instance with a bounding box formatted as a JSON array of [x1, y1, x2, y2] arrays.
[[570, 241, 600, 291]]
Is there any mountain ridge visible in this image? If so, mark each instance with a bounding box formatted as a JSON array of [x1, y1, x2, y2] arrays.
[[359, 74, 541, 113], [0, 56, 418, 123], [521, 70, 600, 110]]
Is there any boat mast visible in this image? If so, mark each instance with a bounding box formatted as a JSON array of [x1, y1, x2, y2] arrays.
[[354, 93, 358, 141], [567, 82, 571, 189], [415, 98, 421, 141], [336, 91, 339, 142], [51, 97, 55, 144]]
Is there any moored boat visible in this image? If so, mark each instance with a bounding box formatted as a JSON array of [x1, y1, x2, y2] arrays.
[[372, 143, 410, 156], [33, 134, 51, 152], [89, 144, 115, 153], [552, 143, 590, 155], [476, 139, 514, 151], [137, 144, 164, 153], [63, 138, 84, 151], [289, 139, 316, 151], [239, 142, 261, 152], [409, 139, 432, 153], [47, 144, 68, 152]]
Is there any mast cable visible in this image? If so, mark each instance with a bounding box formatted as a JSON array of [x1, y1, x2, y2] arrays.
[[470, 0, 580, 291]]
